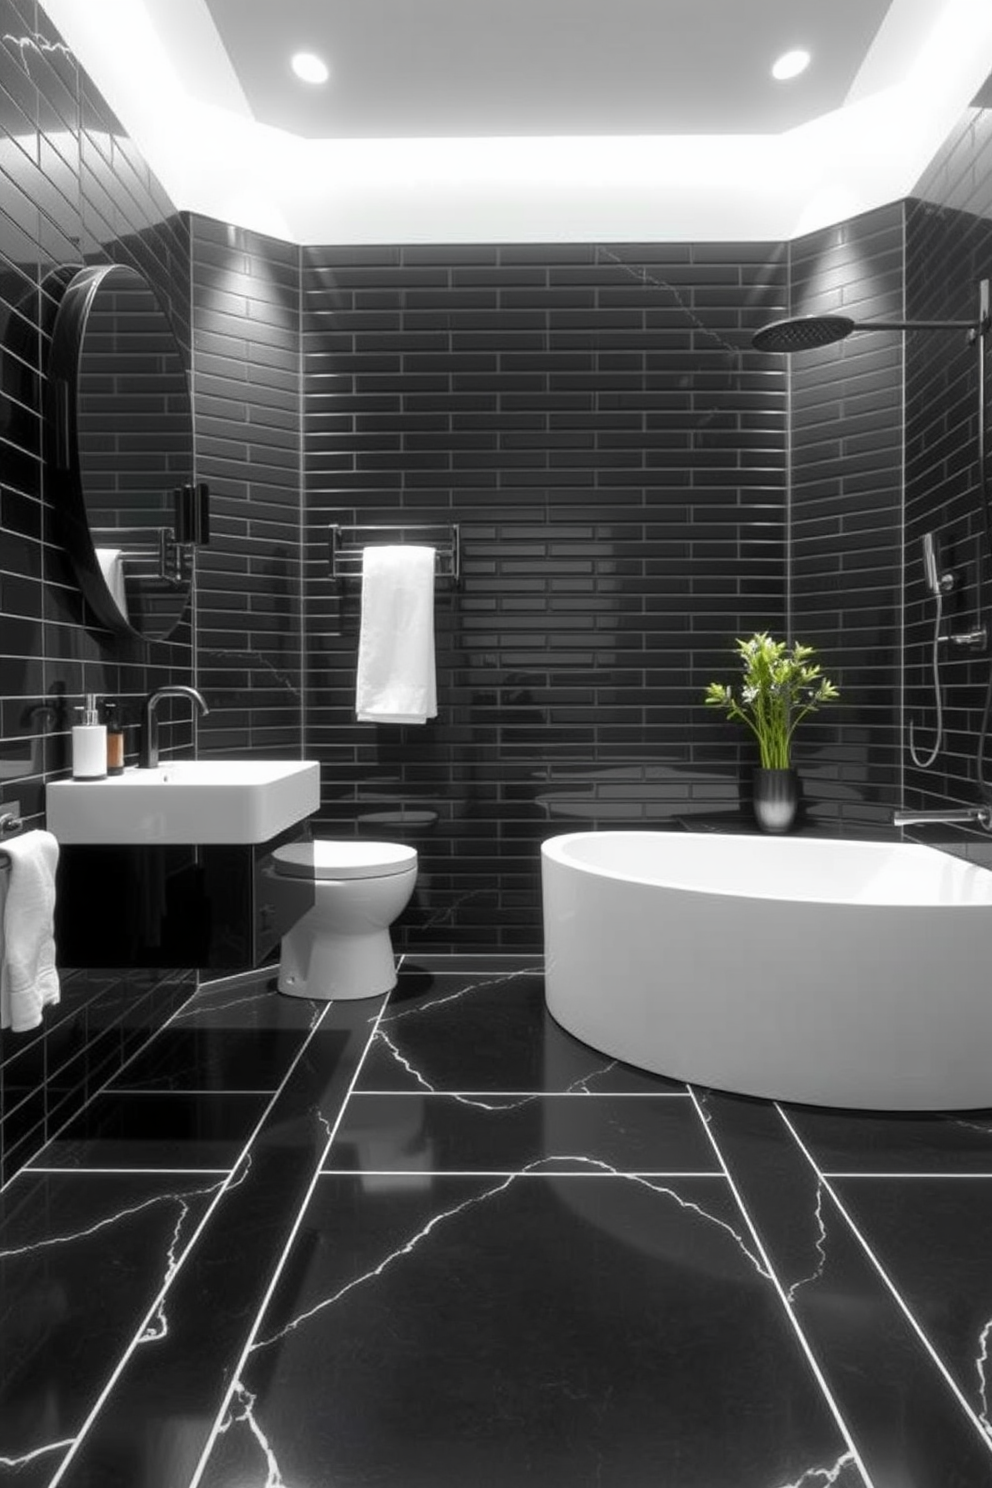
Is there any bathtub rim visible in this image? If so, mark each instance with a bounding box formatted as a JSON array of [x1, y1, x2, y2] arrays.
[[539, 828, 992, 908]]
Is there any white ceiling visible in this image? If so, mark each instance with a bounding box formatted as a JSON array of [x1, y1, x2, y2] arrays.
[[35, 0, 992, 245], [199, 0, 891, 139]]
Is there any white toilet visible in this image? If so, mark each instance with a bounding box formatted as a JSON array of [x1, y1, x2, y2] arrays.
[[272, 840, 418, 1000]]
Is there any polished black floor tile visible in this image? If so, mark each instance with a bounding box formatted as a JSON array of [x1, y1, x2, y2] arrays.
[[171, 973, 322, 1029], [359, 968, 682, 1095], [783, 1105, 992, 1173], [397, 954, 540, 976], [49, 998, 382, 1488], [327, 1091, 713, 1175], [197, 1174, 861, 1488], [701, 1092, 992, 1488], [832, 1177, 992, 1449], [0, 1170, 219, 1487], [33, 1092, 270, 1170], [10, 953, 992, 1488], [108, 1024, 316, 1094], [108, 976, 322, 1092]]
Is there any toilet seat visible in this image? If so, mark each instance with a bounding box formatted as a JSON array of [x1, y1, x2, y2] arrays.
[[273, 840, 417, 882]]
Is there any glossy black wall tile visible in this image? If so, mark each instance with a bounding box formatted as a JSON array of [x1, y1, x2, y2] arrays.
[[302, 242, 789, 948], [787, 203, 905, 830], [10, 0, 991, 1188], [902, 91, 992, 847], [0, 0, 196, 1183], [190, 216, 303, 757]]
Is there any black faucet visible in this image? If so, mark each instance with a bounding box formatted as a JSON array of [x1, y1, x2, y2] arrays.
[[139, 685, 210, 769]]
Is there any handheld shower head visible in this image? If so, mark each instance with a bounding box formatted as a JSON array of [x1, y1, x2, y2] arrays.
[[922, 531, 940, 597]]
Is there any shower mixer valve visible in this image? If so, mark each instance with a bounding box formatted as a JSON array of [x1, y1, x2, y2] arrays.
[[940, 625, 988, 650]]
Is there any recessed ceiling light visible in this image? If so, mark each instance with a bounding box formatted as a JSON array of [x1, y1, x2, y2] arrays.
[[771, 49, 811, 82], [291, 51, 329, 85]]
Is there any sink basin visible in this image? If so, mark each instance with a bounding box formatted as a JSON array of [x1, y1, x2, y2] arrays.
[[47, 759, 320, 845]]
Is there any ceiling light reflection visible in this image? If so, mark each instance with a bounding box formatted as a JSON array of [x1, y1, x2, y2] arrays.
[[291, 51, 329, 85], [772, 49, 811, 81]]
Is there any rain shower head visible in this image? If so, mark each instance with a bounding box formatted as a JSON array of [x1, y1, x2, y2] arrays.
[[753, 308, 985, 353], [752, 315, 857, 351]]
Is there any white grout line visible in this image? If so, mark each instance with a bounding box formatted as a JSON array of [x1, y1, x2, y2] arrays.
[[688, 1088, 875, 1488], [348, 1089, 690, 1099], [185, 994, 391, 1488], [823, 1172, 992, 1180], [104, 1089, 278, 1098], [194, 967, 279, 994], [776, 1103, 992, 1460], [0, 974, 205, 1195], [44, 1000, 335, 1488], [318, 1168, 724, 1178], [1, 977, 328, 1194], [23, 1167, 231, 1176], [398, 955, 540, 961]]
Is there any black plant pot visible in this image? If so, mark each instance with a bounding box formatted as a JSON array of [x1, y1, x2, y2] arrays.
[[752, 767, 800, 834]]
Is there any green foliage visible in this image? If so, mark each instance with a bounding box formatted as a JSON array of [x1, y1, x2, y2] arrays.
[[703, 632, 840, 769]]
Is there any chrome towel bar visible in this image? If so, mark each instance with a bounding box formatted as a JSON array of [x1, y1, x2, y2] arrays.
[[328, 522, 460, 584]]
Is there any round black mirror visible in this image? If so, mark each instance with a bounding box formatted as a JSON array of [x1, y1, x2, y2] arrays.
[[46, 264, 198, 642]]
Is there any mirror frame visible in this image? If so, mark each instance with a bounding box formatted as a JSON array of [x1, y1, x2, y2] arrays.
[[46, 263, 196, 642]]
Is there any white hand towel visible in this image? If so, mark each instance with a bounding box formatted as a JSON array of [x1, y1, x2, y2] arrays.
[[1, 830, 60, 1033], [356, 546, 438, 725], [95, 547, 129, 622]]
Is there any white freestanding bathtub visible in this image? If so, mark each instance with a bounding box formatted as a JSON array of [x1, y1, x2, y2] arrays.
[[541, 831, 992, 1111]]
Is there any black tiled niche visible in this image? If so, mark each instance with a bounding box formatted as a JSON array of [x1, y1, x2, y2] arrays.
[[302, 242, 789, 948]]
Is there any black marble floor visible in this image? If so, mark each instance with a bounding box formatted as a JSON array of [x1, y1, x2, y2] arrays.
[[1, 956, 991, 1487]]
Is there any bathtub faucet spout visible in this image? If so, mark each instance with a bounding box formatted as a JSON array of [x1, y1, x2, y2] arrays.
[[892, 805, 992, 831]]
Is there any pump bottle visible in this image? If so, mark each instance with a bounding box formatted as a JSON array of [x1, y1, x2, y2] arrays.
[[72, 694, 107, 780]]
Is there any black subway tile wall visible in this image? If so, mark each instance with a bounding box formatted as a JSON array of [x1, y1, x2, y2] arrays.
[[302, 243, 788, 949], [903, 85, 992, 845], [190, 216, 303, 755], [787, 203, 905, 830], [0, 1, 196, 1183], [9, 1, 991, 1182]]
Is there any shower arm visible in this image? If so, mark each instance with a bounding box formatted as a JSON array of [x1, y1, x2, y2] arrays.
[[979, 280, 992, 564], [847, 319, 980, 333]]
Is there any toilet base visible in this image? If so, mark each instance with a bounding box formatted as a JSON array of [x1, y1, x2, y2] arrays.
[[277, 910, 399, 1001]]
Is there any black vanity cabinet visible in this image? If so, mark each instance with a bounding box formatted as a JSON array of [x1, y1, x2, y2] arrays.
[[55, 824, 313, 970]]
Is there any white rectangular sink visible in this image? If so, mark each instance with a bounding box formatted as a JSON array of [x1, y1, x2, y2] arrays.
[[47, 759, 321, 845]]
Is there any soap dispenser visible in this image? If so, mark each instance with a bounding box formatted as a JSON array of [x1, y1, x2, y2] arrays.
[[102, 700, 125, 775], [72, 694, 107, 780]]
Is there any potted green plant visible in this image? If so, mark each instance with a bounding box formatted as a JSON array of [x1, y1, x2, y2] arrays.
[[704, 632, 840, 832]]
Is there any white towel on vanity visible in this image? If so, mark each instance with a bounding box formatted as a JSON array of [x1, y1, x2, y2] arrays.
[[95, 547, 129, 622], [356, 546, 438, 725], [1, 830, 60, 1033]]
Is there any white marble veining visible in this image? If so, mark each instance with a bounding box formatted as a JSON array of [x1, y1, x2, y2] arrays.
[[976, 1317, 992, 1439], [221, 1382, 288, 1488], [372, 1023, 619, 1112], [0, 1438, 77, 1471], [373, 964, 633, 1108], [251, 1156, 769, 1355], [382, 965, 543, 1022], [781, 1451, 857, 1488], [0, 1181, 221, 1264], [785, 1182, 830, 1305]]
